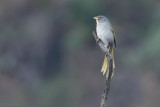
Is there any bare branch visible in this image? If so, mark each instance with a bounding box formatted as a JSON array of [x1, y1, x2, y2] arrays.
[[92, 30, 113, 107]]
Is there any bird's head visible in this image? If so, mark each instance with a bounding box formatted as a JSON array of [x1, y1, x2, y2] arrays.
[[93, 15, 109, 23]]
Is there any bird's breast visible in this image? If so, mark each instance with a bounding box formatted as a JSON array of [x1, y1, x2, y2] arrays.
[[96, 24, 114, 46]]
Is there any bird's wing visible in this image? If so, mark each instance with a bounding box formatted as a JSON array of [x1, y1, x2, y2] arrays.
[[110, 25, 116, 47]]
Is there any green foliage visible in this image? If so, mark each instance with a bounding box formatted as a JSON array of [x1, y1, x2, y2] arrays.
[[63, 24, 90, 51]]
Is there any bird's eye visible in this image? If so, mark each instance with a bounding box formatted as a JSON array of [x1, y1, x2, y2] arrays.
[[99, 16, 102, 18]]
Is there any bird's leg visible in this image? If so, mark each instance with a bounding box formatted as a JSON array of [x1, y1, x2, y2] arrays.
[[104, 46, 109, 55], [104, 46, 112, 62]]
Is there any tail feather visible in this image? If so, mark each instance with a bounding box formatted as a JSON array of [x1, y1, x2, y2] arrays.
[[110, 48, 115, 78], [101, 56, 107, 73], [110, 48, 115, 69], [101, 48, 115, 79]]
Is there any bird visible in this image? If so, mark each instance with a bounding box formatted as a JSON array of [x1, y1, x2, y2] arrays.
[[93, 15, 116, 79]]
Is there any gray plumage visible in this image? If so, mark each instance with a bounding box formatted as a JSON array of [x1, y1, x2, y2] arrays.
[[93, 15, 116, 78], [95, 15, 114, 48]]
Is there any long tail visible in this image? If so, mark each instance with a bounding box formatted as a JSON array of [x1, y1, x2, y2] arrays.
[[101, 48, 115, 79]]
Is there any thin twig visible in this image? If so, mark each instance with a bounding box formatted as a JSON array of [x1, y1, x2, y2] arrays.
[[92, 31, 113, 107]]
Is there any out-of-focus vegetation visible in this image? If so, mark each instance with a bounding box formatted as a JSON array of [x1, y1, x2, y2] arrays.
[[0, 0, 160, 107]]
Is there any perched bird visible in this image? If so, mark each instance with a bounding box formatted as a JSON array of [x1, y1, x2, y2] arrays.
[[93, 15, 116, 79]]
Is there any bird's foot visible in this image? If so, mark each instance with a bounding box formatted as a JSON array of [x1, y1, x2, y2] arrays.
[[104, 48, 112, 61]]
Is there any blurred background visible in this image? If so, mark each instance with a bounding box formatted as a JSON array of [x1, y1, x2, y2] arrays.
[[0, 0, 160, 107]]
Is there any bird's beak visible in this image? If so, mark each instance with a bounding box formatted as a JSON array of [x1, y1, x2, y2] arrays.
[[93, 17, 98, 20]]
